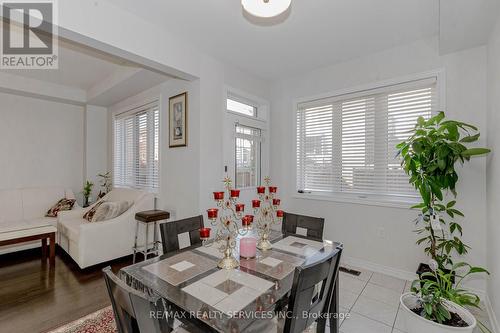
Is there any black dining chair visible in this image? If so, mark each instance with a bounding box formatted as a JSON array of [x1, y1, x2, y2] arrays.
[[323, 244, 343, 333], [159, 215, 204, 254], [104, 267, 220, 333], [282, 212, 325, 241], [103, 266, 171, 333], [254, 246, 342, 333], [284, 247, 342, 333]]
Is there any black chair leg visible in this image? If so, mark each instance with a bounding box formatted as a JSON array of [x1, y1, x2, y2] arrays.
[[328, 276, 340, 333], [316, 317, 327, 332]]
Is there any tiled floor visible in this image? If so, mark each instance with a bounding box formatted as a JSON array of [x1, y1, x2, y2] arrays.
[[338, 265, 493, 333]]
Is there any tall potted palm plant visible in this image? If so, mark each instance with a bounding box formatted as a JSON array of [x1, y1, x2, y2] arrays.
[[398, 111, 491, 332], [398, 112, 489, 271]]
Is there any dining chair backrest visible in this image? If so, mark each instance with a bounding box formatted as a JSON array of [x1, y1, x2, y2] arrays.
[[282, 212, 325, 241], [283, 246, 342, 333], [324, 244, 343, 332], [103, 267, 168, 333], [160, 215, 204, 254]]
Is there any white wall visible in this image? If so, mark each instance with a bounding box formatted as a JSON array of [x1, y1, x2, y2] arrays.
[[158, 79, 201, 220], [198, 55, 273, 216], [0, 92, 84, 196], [486, 13, 500, 326], [270, 37, 489, 288], [85, 105, 108, 199], [108, 78, 201, 220], [108, 56, 272, 220]]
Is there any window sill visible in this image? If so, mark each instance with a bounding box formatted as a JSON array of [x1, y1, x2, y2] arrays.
[[291, 193, 419, 210], [236, 186, 260, 191], [114, 185, 159, 194]]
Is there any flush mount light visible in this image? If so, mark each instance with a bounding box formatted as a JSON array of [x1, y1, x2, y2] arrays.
[[242, 0, 292, 18]]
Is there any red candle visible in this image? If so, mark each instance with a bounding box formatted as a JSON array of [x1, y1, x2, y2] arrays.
[[269, 186, 278, 193], [235, 203, 245, 212], [230, 189, 240, 198], [213, 192, 224, 200], [252, 199, 261, 208], [276, 210, 284, 218], [207, 208, 218, 219], [273, 198, 281, 206], [214, 192, 224, 200], [257, 186, 266, 194], [199, 228, 211, 239], [242, 215, 254, 226]]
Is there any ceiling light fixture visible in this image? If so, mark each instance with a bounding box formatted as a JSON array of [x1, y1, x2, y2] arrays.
[[241, 0, 291, 18]]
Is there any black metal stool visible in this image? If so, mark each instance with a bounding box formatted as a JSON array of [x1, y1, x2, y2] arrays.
[[133, 210, 170, 263]]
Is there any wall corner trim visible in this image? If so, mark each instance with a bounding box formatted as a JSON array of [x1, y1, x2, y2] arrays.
[[485, 295, 500, 333]]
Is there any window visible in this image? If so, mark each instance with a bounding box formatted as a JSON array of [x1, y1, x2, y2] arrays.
[[114, 102, 160, 191], [227, 95, 257, 117], [224, 89, 269, 189], [235, 124, 261, 188], [296, 77, 438, 202]]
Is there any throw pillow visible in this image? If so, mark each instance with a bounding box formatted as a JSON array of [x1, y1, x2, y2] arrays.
[[46, 198, 76, 217], [91, 201, 132, 222], [83, 200, 106, 222]]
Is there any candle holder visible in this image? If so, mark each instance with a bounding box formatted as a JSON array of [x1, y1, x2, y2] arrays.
[[252, 177, 283, 251], [202, 177, 252, 270]]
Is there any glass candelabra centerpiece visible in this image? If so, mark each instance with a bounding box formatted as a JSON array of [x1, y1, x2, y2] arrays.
[[200, 177, 253, 270], [252, 177, 284, 251]]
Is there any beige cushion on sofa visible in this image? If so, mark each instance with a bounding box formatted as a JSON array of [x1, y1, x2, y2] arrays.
[[46, 198, 76, 217], [91, 201, 131, 222], [83, 201, 106, 222]]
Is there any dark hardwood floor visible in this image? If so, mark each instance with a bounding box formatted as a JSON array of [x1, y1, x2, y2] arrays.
[[0, 246, 133, 333]]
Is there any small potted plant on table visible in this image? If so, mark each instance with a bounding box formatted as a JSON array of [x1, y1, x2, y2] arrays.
[[97, 171, 112, 199], [82, 180, 94, 208]]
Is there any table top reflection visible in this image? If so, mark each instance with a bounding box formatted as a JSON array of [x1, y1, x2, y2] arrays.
[[120, 230, 341, 333]]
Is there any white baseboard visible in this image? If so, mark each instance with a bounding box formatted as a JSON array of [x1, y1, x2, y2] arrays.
[[341, 255, 417, 282], [484, 295, 500, 333]]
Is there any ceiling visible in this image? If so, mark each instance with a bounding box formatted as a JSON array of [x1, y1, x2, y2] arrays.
[[439, 0, 500, 54], [109, 0, 440, 79], [2, 0, 497, 101], [0, 35, 173, 106], [2, 38, 132, 90]]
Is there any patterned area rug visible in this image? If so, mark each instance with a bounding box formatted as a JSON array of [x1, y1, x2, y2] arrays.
[[47, 306, 117, 333]]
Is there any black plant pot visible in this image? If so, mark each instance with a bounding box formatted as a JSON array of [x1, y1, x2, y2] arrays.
[[416, 263, 455, 286]]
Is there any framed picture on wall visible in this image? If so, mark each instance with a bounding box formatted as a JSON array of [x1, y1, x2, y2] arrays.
[[169, 92, 187, 147]]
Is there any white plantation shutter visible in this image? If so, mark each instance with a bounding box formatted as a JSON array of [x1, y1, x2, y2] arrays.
[[114, 101, 160, 191], [296, 77, 437, 202], [296, 104, 336, 192]]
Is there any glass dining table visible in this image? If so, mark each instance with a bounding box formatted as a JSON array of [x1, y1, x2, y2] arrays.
[[120, 230, 342, 333]]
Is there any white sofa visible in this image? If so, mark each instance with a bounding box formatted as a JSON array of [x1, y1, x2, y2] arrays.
[[58, 188, 154, 269], [0, 187, 78, 255]]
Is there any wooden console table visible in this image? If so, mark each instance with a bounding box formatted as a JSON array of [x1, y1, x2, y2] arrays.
[[0, 225, 56, 267]]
